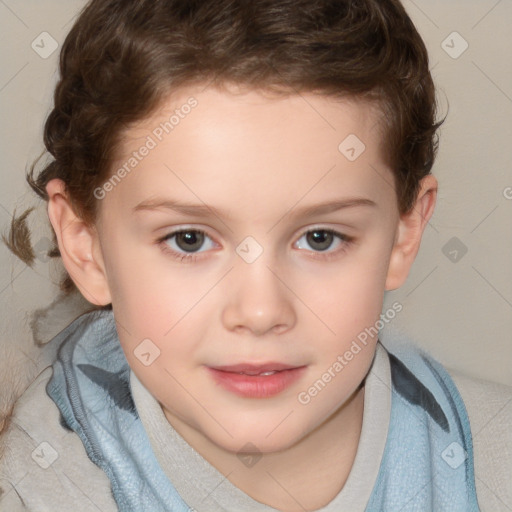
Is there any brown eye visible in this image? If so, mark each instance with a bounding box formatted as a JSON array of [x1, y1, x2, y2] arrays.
[[159, 228, 216, 261], [295, 227, 352, 260], [174, 230, 205, 252], [306, 230, 334, 251]]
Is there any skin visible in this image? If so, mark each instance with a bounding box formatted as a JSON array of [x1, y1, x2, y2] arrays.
[[46, 83, 437, 511]]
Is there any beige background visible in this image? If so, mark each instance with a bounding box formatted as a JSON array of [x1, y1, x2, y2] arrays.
[[0, 0, 511, 415]]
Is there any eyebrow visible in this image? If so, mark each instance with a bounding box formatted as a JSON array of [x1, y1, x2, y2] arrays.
[[133, 196, 377, 220]]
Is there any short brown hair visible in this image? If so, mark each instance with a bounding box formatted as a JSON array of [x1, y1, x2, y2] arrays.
[[5, 0, 445, 300]]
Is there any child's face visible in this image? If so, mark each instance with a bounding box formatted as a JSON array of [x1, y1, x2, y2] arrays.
[[90, 85, 409, 454]]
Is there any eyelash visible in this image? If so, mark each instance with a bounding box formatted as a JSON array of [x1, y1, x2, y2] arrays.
[[156, 227, 354, 263]]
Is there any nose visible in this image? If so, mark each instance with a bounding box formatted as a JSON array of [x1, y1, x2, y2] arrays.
[[221, 255, 297, 337]]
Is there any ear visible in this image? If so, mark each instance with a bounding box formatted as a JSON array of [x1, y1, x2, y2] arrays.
[[46, 178, 112, 305], [385, 174, 437, 291]]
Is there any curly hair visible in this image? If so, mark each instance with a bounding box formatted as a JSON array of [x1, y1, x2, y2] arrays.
[[4, 0, 445, 305]]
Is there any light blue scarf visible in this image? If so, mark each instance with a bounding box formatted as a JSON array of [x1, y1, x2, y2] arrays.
[[46, 309, 480, 511]]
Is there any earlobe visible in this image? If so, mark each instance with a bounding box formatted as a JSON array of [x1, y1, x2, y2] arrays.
[[385, 174, 438, 291], [46, 179, 111, 306]]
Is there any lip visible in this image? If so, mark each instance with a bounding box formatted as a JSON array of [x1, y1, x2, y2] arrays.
[[210, 362, 299, 373], [206, 363, 307, 398]]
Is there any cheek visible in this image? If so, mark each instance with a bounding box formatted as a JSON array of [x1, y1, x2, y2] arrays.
[[105, 248, 209, 372], [304, 246, 390, 343], [295, 261, 386, 423], [103, 239, 193, 332]]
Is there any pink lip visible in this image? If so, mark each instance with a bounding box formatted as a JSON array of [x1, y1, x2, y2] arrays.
[[206, 363, 307, 398], [210, 362, 299, 373]]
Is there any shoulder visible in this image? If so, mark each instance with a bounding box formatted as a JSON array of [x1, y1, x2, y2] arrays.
[[447, 367, 512, 511], [0, 366, 118, 511]]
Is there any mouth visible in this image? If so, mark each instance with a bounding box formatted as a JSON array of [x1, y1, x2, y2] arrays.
[[206, 362, 307, 398]]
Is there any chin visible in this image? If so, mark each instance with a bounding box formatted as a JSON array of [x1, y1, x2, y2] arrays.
[[202, 417, 309, 455]]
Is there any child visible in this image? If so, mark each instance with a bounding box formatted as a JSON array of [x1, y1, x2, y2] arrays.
[[1, 0, 510, 510]]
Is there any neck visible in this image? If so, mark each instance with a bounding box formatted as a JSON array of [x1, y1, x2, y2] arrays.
[[164, 383, 365, 512]]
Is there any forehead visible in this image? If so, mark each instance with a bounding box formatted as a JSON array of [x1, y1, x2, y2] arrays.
[[104, 84, 393, 220], [120, 84, 384, 158], [167, 84, 373, 132]]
